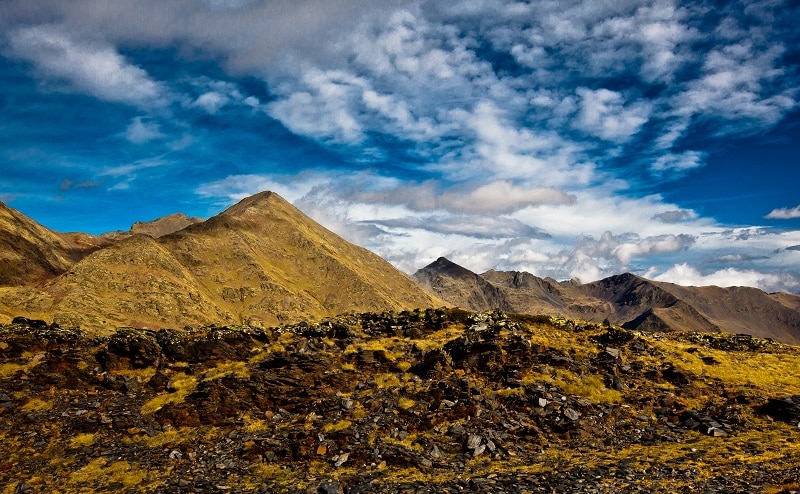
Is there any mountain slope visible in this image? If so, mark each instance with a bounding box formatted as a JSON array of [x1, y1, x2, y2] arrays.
[[0, 192, 442, 333], [160, 191, 443, 325], [413, 257, 512, 311], [0, 201, 110, 287]]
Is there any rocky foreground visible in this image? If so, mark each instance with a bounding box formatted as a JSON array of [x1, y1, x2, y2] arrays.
[[1, 309, 799, 493]]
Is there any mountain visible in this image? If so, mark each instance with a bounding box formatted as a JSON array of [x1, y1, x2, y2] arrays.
[[414, 258, 800, 345], [0, 192, 442, 333], [130, 213, 204, 238], [0, 201, 111, 287], [413, 257, 512, 311]]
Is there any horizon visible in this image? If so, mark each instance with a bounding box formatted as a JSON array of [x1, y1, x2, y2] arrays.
[[2, 0, 799, 293]]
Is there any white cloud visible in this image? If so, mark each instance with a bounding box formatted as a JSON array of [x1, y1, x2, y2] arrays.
[[124, 117, 165, 144], [765, 205, 800, 220], [193, 92, 229, 114], [267, 69, 366, 143], [655, 263, 799, 292], [651, 150, 706, 173], [354, 180, 575, 215], [9, 25, 167, 108], [574, 88, 652, 142], [678, 41, 797, 127], [612, 233, 695, 264]]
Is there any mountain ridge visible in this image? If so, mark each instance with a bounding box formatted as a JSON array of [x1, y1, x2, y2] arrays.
[[0, 193, 442, 333], [415, 257, 800, 345]]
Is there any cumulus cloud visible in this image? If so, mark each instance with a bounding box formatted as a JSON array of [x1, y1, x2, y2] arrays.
[[8, 25, 168, 108], [559, 231, 696, 280], [655, 263, 799, 292], [267, 69, 366, 143], [765, 205, 800, 219], [705, 253, 768, 263], [354, 180, 575, 215]]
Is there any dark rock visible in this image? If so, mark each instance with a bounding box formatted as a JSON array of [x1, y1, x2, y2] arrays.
[[757, 397, 800, 425], [99, 328, 161, 370]]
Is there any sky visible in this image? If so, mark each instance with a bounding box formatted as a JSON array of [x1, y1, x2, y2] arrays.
[[1, 0, 799, 293]]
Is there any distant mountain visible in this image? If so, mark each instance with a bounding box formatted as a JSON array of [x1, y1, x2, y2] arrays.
[[414, 258, 800, 345], [413, 257, 512, 311], [0, 192, 442, 333], [100, 212, 205, 241], [130, 213, 204, 238]]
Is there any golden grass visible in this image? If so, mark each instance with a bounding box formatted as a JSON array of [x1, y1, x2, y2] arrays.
[[68, 433, 96, 449], [323, 420, 352, 433], [109, 366, 157, 383], [140, 372, 197, 414], [124, 428, 188, 448], [408, 326, 465, 352], [523, 367, 622, 404], [65, 458, 157, 490], [397, 397, 416, 410], [651, 339, 800, 394], [202, 360, 249, 381], [0, 359, 43, 378], [20, 397, 53, 412], [344, 338, 398, 361]]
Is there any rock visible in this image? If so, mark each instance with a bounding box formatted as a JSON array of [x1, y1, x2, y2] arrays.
[[467, 434, 482, 449], [334, 452, 349, 467], [564, 408, 580, 421], [313, 482, 343, 494], [757, 397, 800, 425]]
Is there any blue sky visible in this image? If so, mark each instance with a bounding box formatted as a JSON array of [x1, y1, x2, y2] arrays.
[[1, 0, 799, 292]]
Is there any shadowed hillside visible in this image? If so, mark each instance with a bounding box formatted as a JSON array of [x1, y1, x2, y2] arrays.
[[0, 202, 111, 287]]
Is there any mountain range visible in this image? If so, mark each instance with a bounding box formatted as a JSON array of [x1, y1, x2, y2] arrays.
[[1, 192, 799, 344], [414, 257, 800, 345], [0, 192, 440, 333]]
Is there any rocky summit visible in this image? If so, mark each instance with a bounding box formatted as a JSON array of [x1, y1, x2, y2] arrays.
[[2, 310, 799, 493]]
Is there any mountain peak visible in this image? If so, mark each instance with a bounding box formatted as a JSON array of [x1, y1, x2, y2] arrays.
[[413, 257, 513, 311], [220, 191, 290, 218]]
